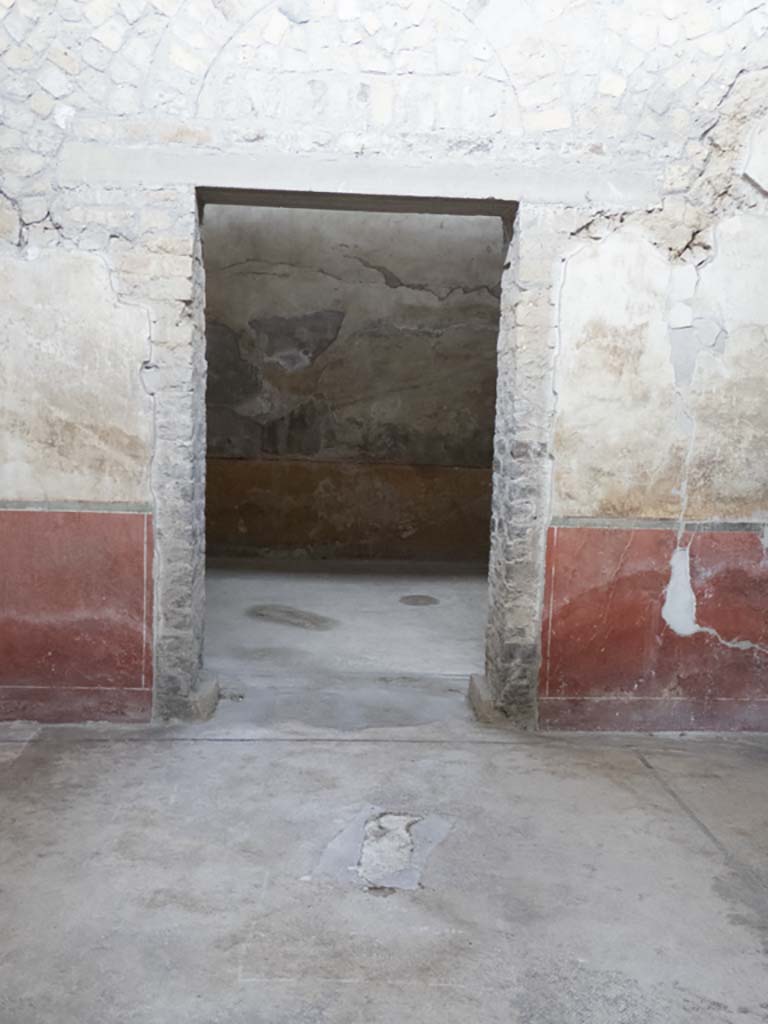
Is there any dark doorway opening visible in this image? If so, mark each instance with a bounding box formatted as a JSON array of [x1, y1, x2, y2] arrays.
[[200, 197, 506, 730]]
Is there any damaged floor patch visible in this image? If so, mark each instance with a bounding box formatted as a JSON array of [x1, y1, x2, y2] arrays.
[[313, 805, 452, 891], [246, 604, 338, 631], [359, 813, 420, 887]]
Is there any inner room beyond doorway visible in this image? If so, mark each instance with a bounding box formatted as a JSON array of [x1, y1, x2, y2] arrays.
[[201, 204, 505, 729]]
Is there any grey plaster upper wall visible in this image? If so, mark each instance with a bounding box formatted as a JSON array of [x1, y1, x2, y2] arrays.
[[202, 206, 504, 467]]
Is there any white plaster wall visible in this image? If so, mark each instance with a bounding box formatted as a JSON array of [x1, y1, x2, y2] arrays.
[[0, 250, 152, 504], [553, 229, 687, 519], [553, 203, 768, 523]]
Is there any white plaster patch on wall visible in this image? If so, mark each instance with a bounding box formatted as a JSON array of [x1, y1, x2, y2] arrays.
[[661, 545, 699, 637], [662, 542, 768, 652]]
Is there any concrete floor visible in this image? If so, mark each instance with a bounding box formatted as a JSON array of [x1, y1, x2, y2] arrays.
[[2, 564, 767, 1021], [204, 559, 488, 730], [1, 716, 767, 1023]]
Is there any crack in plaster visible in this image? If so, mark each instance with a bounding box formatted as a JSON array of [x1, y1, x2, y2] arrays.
[[563, 67, 768, 265], [208, 257, 347, 285], [189, 0, 295, 117], [663, 218, 765, 655], [659, 213, 768, 656], [342, 251, 502, 300], [559, 180, 766, 661], [0, 189, 70, 253], [0, 189, 24, 247], [211, 253, 502, 302], [559, 107, 768, 659], [657, 225, 767, 654]]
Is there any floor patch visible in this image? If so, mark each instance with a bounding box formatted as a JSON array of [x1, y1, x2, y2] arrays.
[[399, 594, 440, 606], [313, 804, 452, 891], [359, 813, 420, 886], [246, 604, 338, 630]]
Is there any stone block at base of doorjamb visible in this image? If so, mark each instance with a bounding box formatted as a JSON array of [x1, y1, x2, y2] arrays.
[[467, 674, 524, 729], [155, 675, 220, 722]]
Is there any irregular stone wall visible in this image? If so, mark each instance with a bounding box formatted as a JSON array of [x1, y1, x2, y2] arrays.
[[203, 205, 501, 559], [0, 0, 766, 726]]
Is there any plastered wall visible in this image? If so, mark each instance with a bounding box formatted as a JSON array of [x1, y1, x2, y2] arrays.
[[534, 72, 768, 730], [203, 206, 502, 559], [0, 0, 766, 727]]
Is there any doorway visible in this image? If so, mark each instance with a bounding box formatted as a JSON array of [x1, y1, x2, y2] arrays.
[[199, 197, 507, 729]]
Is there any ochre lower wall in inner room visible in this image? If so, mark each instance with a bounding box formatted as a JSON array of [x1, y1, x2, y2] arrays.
[[206, 458, 492, 560], [539, 525, 768, 731], [0, 509, 153, 723]]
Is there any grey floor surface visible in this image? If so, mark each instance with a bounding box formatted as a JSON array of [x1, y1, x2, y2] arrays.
[[204, 559, 488, 730], [1, 562, 767, 1023]]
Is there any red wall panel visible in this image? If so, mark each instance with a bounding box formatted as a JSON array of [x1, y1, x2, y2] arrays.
[[0, 509, 153, 722], [539, 526, 768, 731]]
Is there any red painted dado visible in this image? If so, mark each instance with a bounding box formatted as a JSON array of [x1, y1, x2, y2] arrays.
[[540, 526, 768, 731], [0, 509, 153, 723]]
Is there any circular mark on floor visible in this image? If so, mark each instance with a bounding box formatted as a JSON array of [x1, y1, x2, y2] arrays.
[[399, 594, 440, 606]]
